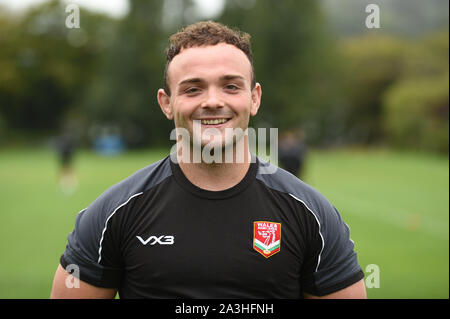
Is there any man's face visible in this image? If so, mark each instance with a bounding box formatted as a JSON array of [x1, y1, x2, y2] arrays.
[[158, 43, 261, 150]]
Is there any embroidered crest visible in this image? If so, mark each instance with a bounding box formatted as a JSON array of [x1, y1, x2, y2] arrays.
[[253, 221, 281, 258]]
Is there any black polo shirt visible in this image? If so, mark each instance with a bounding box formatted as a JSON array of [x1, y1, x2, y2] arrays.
[[60, 155, 364, 298]]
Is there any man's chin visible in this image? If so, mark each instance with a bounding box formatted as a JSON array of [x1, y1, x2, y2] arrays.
[[199, 139, 227, 151], [203, 138, 248, 161]]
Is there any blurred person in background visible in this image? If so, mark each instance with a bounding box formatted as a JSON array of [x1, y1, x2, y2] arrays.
[[278, 129, 307, 179], [50, 21, 366, 299], [56, 129, 77, 195]]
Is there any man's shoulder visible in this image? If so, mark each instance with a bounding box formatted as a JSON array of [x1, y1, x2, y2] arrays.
[[85, 156, 173, 217], [62, 156, 174, 269], [255, 156, 335, 217]]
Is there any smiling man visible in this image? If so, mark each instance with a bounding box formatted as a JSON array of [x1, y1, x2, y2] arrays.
[[159, 38, 262, 190], [51, 21, 366, 299]]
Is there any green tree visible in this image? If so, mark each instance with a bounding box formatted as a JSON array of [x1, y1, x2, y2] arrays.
[[81, 0, 196, 147], [219, 0, 341, 144], [382, 30, 449, 153], [0, 0, 116, 144], [338, 34, 407, 144]]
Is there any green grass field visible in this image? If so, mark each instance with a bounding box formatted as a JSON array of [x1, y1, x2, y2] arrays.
[[0, 147, 448, 298]]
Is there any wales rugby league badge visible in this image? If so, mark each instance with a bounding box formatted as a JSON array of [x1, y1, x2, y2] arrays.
[[253, 221, 281, 258]]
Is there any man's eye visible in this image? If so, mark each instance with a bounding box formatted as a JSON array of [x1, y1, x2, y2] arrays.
[[225, 84, 239, 91], [185, 87, 200, 94]]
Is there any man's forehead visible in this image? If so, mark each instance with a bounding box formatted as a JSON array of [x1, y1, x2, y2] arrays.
[[168, 43, 252, 85]]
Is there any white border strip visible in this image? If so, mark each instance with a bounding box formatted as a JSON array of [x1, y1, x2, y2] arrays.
[[97, 192, 143, 263], [289, 193, 325, 272], [254, 238, 280, 250]]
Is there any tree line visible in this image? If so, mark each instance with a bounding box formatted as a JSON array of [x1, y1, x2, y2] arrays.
[[0, 0, 448, 153]]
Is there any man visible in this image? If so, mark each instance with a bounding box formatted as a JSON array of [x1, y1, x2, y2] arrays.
[[278, 129, 307, 178], [56, 129, 77, 195], [51, 21, 366, 299]]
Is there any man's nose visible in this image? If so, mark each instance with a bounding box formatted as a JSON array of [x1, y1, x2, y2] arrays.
[[201, 87, 224, 108]]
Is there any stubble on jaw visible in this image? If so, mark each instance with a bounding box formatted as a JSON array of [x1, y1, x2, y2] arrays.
[[173, 125, 251, 165]]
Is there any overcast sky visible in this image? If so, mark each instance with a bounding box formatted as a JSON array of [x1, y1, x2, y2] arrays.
[[0, 0, 225, 18]]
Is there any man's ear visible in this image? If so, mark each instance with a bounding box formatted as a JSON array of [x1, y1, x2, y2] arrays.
[[157, 89, 173, 120], [250, 83, 262, 116]]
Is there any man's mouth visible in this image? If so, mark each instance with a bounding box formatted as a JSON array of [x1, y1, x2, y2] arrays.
[[200, 118, 230, 125]]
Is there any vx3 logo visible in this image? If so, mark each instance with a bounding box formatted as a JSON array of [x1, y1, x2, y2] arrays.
[[136, 235, 175, 246]]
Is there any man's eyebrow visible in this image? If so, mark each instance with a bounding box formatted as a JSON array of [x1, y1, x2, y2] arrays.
[[178, 75, 246, 86], [220, 75, 246, 81], [178, 78, 204, 86]]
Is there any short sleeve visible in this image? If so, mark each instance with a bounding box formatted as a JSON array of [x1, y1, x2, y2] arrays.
[[254, 158, 364, 296], [300, 204, 364, 296], [60, 204, 123, 288], [59, 157, 171, 289]]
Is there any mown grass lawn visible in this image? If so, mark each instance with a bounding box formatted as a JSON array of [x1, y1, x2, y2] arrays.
[[0, 147, 447, 298]]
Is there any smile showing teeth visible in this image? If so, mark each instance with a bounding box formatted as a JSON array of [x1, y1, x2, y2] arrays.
[[200, 118, 228, 125]]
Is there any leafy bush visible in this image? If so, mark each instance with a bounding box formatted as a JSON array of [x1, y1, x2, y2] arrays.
[[338, 34, 408, 144], [383, 75, 449, 153]]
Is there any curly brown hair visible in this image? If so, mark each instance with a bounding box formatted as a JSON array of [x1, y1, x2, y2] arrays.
[[163, 21, 255, 96]]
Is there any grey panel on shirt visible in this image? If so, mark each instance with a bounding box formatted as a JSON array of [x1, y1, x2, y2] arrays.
[[62, 156, 172, 285]]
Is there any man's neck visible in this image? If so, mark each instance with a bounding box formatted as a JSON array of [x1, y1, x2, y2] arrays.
[[177, 141, 252, 191]]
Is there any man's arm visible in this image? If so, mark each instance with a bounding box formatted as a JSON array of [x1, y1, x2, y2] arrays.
[[303, 279, 367, 299], [50, 264, 117, 299]]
